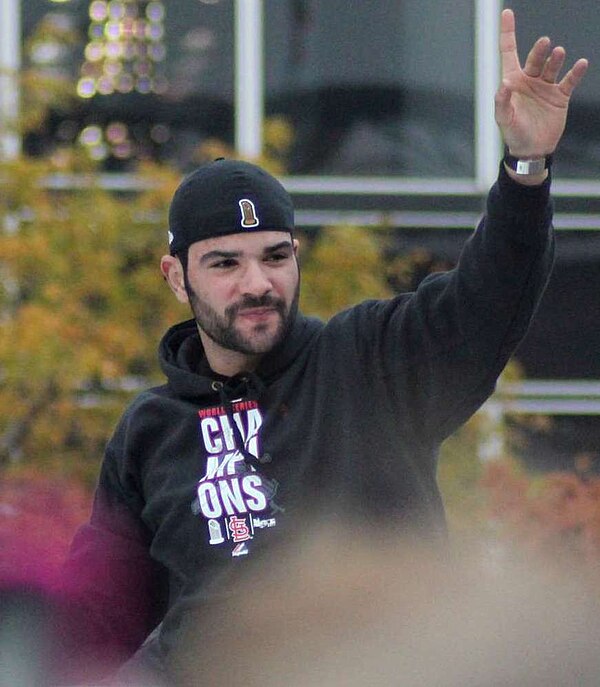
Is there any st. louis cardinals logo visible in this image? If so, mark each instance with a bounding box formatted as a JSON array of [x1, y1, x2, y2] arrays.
[[194, 400, 277, 557]]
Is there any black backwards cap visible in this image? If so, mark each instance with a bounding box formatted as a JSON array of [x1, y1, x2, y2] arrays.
[[168, 158, 295, 256]]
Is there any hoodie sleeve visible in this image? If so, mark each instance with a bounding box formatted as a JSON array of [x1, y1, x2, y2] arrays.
[[350, 163, 554, 444], [56, 427, 168, 683]]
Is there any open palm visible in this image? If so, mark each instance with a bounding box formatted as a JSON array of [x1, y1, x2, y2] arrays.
[[495, 9, 588, 157]]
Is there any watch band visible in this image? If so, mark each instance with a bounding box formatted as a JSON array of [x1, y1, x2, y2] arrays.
[[503, 146, 553, 176]]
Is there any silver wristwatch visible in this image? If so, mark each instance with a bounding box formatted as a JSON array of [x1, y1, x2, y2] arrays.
[[503, 146, 553, 175]]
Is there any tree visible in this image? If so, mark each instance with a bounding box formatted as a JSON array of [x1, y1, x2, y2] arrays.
[[0, 154, 182, 483], [481, 455, 600, 575]]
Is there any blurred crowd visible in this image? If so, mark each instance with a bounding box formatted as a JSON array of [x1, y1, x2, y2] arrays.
[[3, 519, 600, 687]]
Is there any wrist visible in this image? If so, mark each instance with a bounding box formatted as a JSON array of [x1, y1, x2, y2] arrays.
[[503, 163, 548, 186], [503, 145, 553, 176], [502, 146, 552, 186]]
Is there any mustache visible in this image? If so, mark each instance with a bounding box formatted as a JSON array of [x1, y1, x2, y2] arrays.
[[226, 295, 286, 317]]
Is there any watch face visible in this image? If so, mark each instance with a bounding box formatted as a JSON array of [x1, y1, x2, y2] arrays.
[[504, 148, 550, 175], [515, 158, 546, 175]]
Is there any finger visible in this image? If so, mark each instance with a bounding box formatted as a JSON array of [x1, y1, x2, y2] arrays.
[[540, 46, 566, 83], [523, 36, 552, 78], [557, 58, 589, 97], [499, 9, 521, 77]]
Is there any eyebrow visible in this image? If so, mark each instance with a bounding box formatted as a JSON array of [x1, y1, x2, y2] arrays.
[[264, 240, 294, 254], [199, 240, 293, 264]]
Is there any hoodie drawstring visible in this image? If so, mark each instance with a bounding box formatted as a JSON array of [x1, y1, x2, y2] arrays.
[[217, 373, 268, 468]]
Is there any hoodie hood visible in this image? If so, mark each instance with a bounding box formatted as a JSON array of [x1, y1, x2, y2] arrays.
[[158, 313, 323, 401]]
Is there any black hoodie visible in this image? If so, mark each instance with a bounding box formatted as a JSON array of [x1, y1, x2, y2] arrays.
[[60, 166, 554, 683]]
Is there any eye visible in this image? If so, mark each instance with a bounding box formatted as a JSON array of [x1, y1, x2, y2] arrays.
[[265, 251, 290, 263], [210, 258, 238, 269]]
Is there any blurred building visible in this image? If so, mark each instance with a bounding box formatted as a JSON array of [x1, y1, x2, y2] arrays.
[[12, 0, 600, 470]]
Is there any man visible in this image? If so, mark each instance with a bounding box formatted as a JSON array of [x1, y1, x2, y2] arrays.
[[59, 9, 587, 686]]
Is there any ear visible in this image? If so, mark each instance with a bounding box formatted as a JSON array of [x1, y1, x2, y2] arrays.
[[160, 255, 189, 304], [292, 238, 300, 258]]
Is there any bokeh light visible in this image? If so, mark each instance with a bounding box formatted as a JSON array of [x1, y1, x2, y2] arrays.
[[80, 0, 167, 99], [76, 77, 97, 98], [79, 125, 103, 146], [89, 1, 109, 22], [108, 1, 126, 21], [117, 74, 135, 92], [105, 121, 128, 144], [84, 41, 105, 62], [150, 123, 171, 143]]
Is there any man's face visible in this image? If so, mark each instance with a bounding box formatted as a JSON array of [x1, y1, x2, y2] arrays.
[[182, 231, 300, 358]]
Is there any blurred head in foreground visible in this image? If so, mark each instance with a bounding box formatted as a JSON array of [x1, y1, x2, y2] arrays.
[[169, 523, 600, 687]]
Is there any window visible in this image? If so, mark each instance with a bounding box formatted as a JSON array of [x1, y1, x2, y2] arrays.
[[19, 0, 235, 170], [264, 0, 475, 177], [12, 1, 600, 182]]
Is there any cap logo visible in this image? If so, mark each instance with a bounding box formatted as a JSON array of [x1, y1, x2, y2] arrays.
[[239, 199, 259, 228]]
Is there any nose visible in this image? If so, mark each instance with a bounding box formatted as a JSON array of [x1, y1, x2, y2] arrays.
[[240, 260, 272, 297]]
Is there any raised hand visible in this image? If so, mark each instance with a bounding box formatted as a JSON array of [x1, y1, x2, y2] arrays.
[[495, 8, 588, 159]]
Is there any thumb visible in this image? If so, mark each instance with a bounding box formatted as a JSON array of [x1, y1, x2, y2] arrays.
[[494, 82, 513, 127]]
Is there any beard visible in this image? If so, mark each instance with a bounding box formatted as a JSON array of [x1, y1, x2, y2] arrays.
[[185, 280, 300, 356]]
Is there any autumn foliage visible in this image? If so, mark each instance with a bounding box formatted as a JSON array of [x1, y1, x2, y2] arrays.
[[481, 457, 600, 573], [0, 155, 185, 481]]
